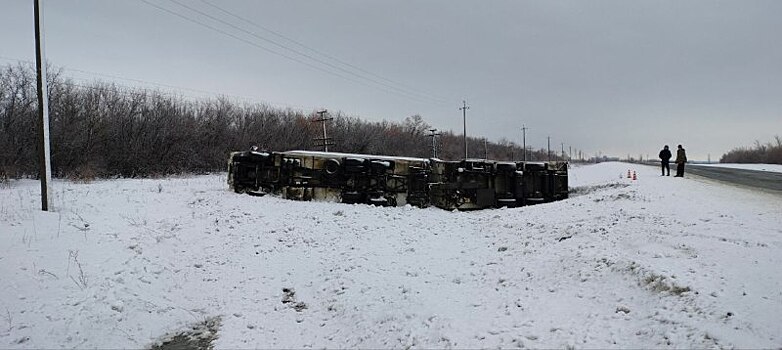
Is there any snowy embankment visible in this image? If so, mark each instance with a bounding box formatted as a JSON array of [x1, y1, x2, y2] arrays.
[[1, 162, 781, 348], [694, 163, 782, 173]]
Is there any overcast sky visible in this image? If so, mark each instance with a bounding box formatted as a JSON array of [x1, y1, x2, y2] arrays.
[[2, 0, 781, 160]]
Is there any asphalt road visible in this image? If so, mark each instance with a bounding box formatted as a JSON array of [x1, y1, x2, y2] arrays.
[[685, 164, 782, 193]]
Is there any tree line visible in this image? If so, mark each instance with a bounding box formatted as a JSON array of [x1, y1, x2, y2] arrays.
[[0, 63, 559, 180], [720, 137, 782, 164]]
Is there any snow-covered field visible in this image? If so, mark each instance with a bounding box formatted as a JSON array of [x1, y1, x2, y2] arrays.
[[695, 163, 782, 173], [1, 162, 781, 348]]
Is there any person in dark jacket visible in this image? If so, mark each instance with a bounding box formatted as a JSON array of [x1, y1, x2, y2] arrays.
[[674, 144, 687, 177], [658, 145, 672, 176]]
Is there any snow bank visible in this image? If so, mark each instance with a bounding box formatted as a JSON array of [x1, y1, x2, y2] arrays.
[[1, 162, 780, 348], [695, 163, 782, 173]]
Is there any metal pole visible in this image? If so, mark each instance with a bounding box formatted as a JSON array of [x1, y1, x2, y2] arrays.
[[431, 129, 436, 158], [521, 124, 527, 162], [547, 136, 551, 161], [321, 119, 328, 152], [314, 109, 332, 152], [34, 0, 52, 211], [429, 128, 439, 158], [459, 100, 469, 159]]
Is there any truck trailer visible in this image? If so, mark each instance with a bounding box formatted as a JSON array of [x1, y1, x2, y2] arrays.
[[228, 150, 567, 210]]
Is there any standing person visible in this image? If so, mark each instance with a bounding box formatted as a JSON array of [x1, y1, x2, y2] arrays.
[[658, 145, 672, 176], [674, 144, 687, 177]]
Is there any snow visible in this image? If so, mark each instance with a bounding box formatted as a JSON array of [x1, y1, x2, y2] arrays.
[[283, 150, 429, 163], [248, 151, 270, 157], [694, 163, 782, 173], [1, 162, 781, 348]]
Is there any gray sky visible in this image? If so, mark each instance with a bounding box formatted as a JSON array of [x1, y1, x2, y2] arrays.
[[2, 0, 781, 160]]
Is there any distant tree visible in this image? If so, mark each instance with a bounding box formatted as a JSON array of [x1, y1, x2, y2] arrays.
[[720, 137, 782, 164]]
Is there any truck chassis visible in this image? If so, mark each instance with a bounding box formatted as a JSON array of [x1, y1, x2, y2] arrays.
[[228, 150, 567, 210]]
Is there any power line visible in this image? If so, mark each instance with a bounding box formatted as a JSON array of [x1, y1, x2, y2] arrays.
[[0, 55, 310, 111], [137, 0, 363, 93], [59, 78, 304, 114], [141, 0, 446, 106], [67, 67, 224, 97], [197, 0, 450, 104], [1, 56, 197, 99], [63, 77, 213, 100], [65, 71, 305, 109], [1, 60, 292, 108], [168, 0, 448, 105]]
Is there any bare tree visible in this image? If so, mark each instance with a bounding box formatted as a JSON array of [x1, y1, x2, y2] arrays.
[[1, 62, 572, 179]]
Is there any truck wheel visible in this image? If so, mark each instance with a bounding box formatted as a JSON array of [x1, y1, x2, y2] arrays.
[[325, 159, 340, 175]]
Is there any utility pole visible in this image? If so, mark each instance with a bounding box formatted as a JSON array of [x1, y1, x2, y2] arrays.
[[312, 109, 334, 152], [561, 143, 565, 160], [521, 124, 528, 162], [569, 146, 572, 162], [34, 0, 52, 211], [547, 136, 551, 161], [459, 100, 469, 159], [484, 138, 488, 160], [428, 128, 441, 158]]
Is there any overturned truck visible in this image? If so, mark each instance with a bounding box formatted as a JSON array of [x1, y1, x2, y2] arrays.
[[228, 150, 568, 210]]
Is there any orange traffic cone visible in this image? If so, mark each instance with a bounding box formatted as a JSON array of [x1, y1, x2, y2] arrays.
[[627, 170, 631, 178], [632, 171, 637, 181]]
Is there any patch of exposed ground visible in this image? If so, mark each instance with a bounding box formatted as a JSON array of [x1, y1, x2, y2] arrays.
[[150, 317, 221, 350], [569, 182, 630, 196]]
